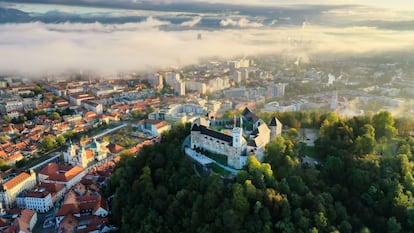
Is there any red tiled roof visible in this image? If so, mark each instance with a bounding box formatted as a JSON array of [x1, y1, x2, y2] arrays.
[[56, 203, 79, 217], [0, 151, 7, 159], [8, 153, 23, 161], [39, 182, 65, 193], [26, 190, 50, 198], [3, 172, 31, 190], [86, 150, 94, 160], [106, 143, 124, 154], [39, 163, 84, 182]]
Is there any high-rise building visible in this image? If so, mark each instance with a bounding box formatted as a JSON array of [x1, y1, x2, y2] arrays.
[[267, 83, 286, 97]]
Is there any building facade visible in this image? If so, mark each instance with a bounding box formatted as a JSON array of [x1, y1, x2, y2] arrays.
[[0, 171, 37, 209], [190, 108, 282, 169], [17, 190, 54, 213]]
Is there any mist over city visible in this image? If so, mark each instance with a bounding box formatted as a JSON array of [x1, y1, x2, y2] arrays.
[[1, 0, 414, 75]]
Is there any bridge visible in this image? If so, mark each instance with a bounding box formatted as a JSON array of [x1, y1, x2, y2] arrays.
[[25, 152, 61, 172], [92, 123, 128, 140]]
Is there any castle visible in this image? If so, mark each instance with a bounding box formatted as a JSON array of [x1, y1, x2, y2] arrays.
[[64, 138, 110, 168], [190, 107, 282, 169]]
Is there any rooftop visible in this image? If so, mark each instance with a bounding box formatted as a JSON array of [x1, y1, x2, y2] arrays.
[[2, 172, 31, 191], [39, 163, 84, 183]]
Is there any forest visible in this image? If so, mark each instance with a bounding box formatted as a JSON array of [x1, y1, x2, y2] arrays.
[[106, 111, 414, 233]]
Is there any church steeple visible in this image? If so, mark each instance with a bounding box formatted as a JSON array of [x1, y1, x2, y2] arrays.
[[79, 146, 88, 168]]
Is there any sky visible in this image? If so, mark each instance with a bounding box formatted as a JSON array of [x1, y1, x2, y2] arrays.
[[0, 0, 413, 76]]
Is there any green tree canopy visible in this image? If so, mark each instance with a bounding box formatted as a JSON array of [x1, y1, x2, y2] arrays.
[[41, 135, 57, 151]]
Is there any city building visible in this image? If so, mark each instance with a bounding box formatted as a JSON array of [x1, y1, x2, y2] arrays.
[[0, 171, 37, 209], [149, 103, 206, 123], [15, 209, 37, 233], [65, 139, 110, 168], [137, 119, 171, 137], [147, 73, 163, 90], [56, 194, 109, 228], [16, 189, 54, 213], [38, 163, 86, 191], [185, 81, 207, 94], [267, 83, 286, 98], [190, 118, 248, 169], [190, 108, 282, 169], [173, 80, 186, 96], [81, 100, 103, 115], [68, 93, 94, 106]]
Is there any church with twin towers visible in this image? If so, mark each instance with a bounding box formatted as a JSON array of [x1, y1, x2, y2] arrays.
[[190, 107, 282, 169]]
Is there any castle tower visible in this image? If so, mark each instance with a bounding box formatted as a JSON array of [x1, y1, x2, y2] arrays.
[[269, 117, 282, 139], [232, 127, 243, 148]]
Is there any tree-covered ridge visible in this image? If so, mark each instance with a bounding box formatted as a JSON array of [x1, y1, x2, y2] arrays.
[[107, 112, 414, 233]]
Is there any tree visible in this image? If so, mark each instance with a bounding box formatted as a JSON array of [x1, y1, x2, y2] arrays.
[[354, 124, 376, 156], [395, 118, 413, 137], [103, 136, 111, 143], [2, 115, 10, 124], [50, 111, 60, 121], [131, 110, 144, 119], [314, 212, 328, 229], [41, 136, 57, 151], [56, 135, 66, 146], [0, 158, 11, 171], [0, 135, 8, 143], [387, 217, 401, 233], [285, 128, 299, 142], [372, 111, 397, 140], [33, 86, 43, 95]]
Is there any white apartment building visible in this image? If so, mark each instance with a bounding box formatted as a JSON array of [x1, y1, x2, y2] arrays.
[[207, 77, 230, 93], [0, 98, 24, 114], [267, 83, 286, 98], [23, 98, 39, 111], [63, 114, 83, 123], [137, 119, 171, 137], [173, 81, 186, 96], [149, 104, 206, 123], [165, 73, 181, 86], [186, 81, 207, 94], [147, 73, 163, 89], [81, 100, 103, 114], [69, 93, 94, 106], [17, 189, 54, 213]]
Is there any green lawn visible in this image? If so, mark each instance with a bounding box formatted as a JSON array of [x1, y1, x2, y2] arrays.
[[206, 152, 228, 166], [209, 163, 231, 176]]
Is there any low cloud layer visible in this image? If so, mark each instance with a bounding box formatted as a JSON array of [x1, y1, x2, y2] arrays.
[[1, 17, 414, 76], [180, 16, 202, 27]]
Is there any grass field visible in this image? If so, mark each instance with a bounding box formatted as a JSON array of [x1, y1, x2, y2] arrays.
[[206, 152, 228, 166], [209, 163, 231, 176]]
